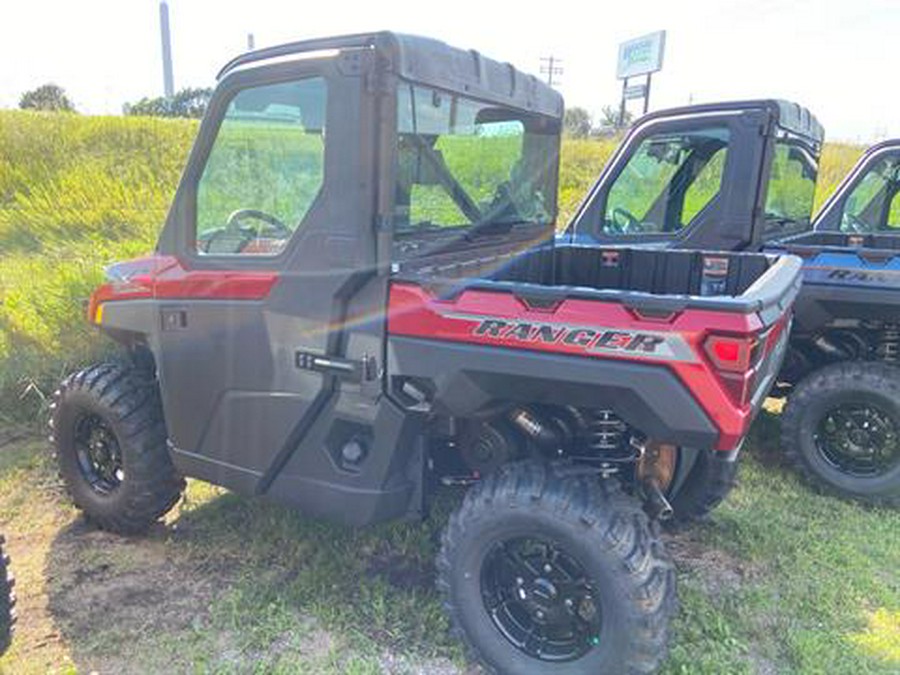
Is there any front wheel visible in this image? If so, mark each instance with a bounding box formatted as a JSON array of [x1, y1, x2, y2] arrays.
[[0, 535, 14, 656], [437, 462, 675, 674], [50, 362, 185, 534], [781, 362, 900, 506]]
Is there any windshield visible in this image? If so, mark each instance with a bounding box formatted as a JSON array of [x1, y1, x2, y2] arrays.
[[393, 84, 559, 239], [763, 138, 818, 236]]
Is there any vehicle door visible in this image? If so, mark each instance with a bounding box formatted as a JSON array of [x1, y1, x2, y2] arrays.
[[566, 108, 772, 250], [153, 54, 385, 493], [813, 144, 900, 233]]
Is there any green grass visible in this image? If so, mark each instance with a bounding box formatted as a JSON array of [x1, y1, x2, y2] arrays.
[[0, 422, 896, 674], [0, 112, 197, 422], [0, 111, 866, 422], [662, 417, 900, 675], [0, 110, 894, 672]]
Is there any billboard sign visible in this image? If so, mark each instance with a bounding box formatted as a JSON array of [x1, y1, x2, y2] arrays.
[[617, 31, 666, 79]]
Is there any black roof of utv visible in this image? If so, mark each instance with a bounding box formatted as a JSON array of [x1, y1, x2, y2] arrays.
[[218, 31, 564, 119], [635, 99, 824, 148]]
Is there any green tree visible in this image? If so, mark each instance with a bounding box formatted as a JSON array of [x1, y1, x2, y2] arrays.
[[563, 107, 592, 138], [124, 87, 213, 119], [19, 84, 75, 112], [596, 105, 633, 134]]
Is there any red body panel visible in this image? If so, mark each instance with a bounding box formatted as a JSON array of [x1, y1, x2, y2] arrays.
[[91, 253, 784, 451], [88, 255, 278, 320], [388, 282, 785, 451]]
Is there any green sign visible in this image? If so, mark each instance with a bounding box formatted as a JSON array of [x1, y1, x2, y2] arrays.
[[617, 31, 666, 79]]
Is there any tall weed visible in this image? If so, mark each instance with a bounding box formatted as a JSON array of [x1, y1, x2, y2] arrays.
[[0, 110, 864, 422]]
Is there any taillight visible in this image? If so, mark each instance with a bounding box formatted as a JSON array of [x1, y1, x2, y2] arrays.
[[704, 335, 759, 372], [704, 334, 765, 406]]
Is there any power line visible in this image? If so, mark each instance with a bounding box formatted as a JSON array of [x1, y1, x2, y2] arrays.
[[540, 56, 563, 87]]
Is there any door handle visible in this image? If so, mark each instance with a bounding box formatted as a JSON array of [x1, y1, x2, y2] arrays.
[[295, 351, 377, 382], [160, 309, 188, 331]]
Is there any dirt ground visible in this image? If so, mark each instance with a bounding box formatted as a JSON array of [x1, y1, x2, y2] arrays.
[[1, 425, 897, 675]]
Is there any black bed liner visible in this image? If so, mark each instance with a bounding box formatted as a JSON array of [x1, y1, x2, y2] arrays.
[[769, 231, 900, 256], [398, 245, 802, 323]]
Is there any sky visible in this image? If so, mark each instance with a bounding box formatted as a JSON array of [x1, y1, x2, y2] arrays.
[[0, 0, 897, 142]]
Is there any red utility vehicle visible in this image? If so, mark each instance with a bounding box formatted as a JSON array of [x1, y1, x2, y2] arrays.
[[51, 33, 801, 673]]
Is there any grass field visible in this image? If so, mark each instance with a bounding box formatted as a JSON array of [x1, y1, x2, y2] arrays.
[[0, 111, 867, 422], [0, 111, 897, 674], [0, 416, 897, 674]]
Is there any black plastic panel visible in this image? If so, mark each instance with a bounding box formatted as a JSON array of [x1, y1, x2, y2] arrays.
[[387, 336, 719, 450]]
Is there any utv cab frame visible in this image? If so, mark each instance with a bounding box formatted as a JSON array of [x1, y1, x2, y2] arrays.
[[567, 99, 824, 252], [569, 100, 900, 505]]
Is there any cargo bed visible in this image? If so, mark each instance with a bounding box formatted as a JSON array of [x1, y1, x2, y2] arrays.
[[389, 244, 801, 451], [398, 244, 801, 322], [764, 231, 900, 328]]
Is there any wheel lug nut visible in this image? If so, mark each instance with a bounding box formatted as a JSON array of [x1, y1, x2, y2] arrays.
[[565, 598, 573, 608], [536, 610, 544, 619], [516, 577, 524, 585], [543, 564, 552, 573]]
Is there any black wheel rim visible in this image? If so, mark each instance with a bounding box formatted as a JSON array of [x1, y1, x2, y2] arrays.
[[73, 413, 124, 495], [480, 536, 601, 662], [814, 401, 900, 478]]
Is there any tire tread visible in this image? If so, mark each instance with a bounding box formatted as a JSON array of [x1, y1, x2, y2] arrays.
[[51, 362, 185, 534], [781, 361, 900, 507], [437, 462, 674, 674], [0, 535, 15, 656]]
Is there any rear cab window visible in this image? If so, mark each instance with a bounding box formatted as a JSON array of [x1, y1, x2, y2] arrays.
[[763, 138, 818, 238], [393, 84, 560, 250]]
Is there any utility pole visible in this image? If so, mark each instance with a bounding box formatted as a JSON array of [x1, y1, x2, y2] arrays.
[[159, 1, 174, 97], [540, 56, 563, 87], [247, 33, 256, 51]]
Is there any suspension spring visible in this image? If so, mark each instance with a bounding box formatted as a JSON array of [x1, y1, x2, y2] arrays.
[[877, 325, 900, 362]]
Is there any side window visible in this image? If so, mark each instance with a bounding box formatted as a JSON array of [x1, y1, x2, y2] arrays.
[[839, 156, 900, 233], [764, 141, 818, 236], [196, 77, 327, 256], [888, 191, 900, 229], [601, 127, 730, 236]]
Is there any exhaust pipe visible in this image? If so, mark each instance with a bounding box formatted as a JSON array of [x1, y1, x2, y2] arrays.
[[509, 408, 561, 451]]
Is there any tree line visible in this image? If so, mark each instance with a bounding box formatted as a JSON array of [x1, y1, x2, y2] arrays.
[[17, 83, 631, 133], [16, 83, 211, 118], [564, 106, 634, 138]]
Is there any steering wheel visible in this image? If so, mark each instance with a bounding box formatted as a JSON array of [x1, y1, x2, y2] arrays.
[[609, 206, 645, 234], [225, 208, 292, 239]]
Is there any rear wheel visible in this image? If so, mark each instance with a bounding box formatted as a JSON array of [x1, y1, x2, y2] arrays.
[[0, 535, 14, 656], [781, 362, 900, 506], [437, 462, 674, 674], [50, 362, 185, 534], [668, 448, 739, 525]]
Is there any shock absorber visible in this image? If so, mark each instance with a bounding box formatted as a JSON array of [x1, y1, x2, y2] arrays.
[[877, 324, 900, 362], [583, 410, 629, 456]]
